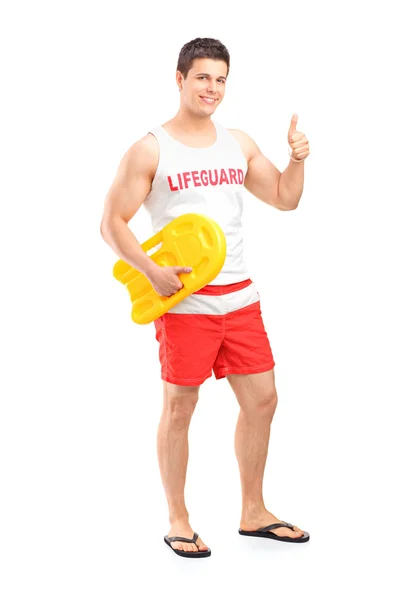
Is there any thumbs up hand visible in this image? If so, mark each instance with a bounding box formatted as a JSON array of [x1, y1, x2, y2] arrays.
[[288, 114, 310, 162]]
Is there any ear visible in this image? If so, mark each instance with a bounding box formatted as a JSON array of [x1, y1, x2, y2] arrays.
[[176, 71, 183, 90]]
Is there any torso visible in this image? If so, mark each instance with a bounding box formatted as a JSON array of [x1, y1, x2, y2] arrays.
[[143, 120, 252, 286]]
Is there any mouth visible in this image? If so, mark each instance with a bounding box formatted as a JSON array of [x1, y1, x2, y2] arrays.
[[199, 96, 218, 105]]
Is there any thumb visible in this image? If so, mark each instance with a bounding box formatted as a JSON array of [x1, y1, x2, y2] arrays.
[[174, 266, 192, 273], [289, 113, 298, 141]]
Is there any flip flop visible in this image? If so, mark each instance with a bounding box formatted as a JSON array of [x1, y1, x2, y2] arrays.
[[164, 532, 211, 558], [238, 521, 310, 543]]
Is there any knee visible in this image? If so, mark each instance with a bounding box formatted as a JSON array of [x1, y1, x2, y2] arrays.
[[164, 386, 199, 428], [247, 390, 278, 419]]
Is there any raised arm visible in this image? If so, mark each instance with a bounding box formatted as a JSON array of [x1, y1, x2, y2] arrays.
[[229, 129, 291, 211], [231, 119, 308, 211], [100, 134, 160, 278]]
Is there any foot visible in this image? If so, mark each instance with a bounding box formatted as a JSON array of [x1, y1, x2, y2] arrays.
[[240, 508, 305, 539], [167, 519, 209, 553]]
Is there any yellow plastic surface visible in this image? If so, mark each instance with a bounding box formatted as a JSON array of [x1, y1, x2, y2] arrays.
[[113, 213, 226, 324]]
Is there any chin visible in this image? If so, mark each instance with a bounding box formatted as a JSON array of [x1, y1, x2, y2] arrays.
[[203, 104, 218, 113]]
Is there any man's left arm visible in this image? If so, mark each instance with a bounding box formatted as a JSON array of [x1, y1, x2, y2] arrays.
[[278, 113, 310, 210], [232, 114, 310, 211]]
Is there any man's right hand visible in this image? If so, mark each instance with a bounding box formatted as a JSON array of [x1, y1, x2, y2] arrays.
[[148, 265, 193, 297]]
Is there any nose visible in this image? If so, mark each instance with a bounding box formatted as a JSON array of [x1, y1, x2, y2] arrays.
[[207, 81, 217, 94]]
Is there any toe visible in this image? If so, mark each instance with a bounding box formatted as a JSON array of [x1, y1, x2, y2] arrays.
[[285, 527, 302, 537], [288, 528, 303, 538], [274, 525, 302, 538], [172, 542, 184, 551], [196, 537, 208, 552]]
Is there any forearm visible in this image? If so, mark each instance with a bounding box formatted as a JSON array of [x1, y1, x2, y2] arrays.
[[278, 158, 304, 210], [100, 218, 160, 279]]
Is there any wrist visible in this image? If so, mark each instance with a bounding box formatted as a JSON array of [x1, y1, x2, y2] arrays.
[[144, 260, 161, 280]]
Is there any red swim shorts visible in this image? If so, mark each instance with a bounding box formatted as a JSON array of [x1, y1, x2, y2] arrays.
[[153, 278, 275, 386]]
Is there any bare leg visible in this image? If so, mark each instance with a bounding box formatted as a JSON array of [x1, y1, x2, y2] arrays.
[[157, 381, 208, 553], [228, 370, 304, 538]]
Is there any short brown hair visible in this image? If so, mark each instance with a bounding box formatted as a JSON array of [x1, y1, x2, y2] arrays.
[[177, 37, 230, 80]]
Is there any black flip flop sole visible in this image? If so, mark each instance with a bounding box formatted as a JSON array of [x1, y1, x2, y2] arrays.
[[238, 529, 310, 543], [164, 537, 211, 557]]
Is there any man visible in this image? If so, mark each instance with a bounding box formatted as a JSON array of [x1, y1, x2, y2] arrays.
[[100, 38, 310, 558]]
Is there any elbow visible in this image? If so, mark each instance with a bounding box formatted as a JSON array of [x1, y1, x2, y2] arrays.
[[100, 220, 108, 240], [276, 196, 299, 211], [100, 215, 126, 243], [100, 218, 114, 242], [280, 203, 298, 211]]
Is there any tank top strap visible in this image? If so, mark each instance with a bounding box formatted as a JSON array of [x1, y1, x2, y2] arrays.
[[213, 120, 224, 136], [148, 125, 169, 144]]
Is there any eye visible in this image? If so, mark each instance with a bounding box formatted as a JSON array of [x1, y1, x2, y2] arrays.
[[198, 77, 225, 83]]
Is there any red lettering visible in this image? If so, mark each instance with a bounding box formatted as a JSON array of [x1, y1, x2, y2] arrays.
[[167, 176, 179, 191], [168, 167, 244, 190], [200, 170, 208, 185], [219, 168, 229, 184], [192, 171, 201, 187], [209, 169, 218, 186], [182, 172, 191, 189], [229, 169, 238, 184]]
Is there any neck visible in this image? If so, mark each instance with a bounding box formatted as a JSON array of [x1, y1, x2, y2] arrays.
[[171, 108, 214, 134]]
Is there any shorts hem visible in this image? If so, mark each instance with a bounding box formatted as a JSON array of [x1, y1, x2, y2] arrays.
[[161, 371, 212, 386], [214, 361, 275, 380]]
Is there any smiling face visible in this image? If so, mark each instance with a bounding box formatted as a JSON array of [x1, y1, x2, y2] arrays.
[[177, 57, 228, 116]]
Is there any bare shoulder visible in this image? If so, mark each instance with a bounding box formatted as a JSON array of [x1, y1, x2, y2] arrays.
[[101, 133, 160, 225], [121, 132, 159, 180], [227, 129, 260, 162]]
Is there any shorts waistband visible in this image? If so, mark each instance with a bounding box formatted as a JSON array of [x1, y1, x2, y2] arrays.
[[192, 278, 253, 296]]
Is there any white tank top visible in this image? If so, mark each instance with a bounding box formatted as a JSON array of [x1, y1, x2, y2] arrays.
[[143, 120, 251, 285]]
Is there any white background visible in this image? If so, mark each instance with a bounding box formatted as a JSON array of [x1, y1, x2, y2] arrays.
[[1, 0, 399, 598]]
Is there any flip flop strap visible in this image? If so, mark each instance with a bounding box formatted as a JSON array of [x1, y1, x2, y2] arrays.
[[167, 532, 199, 544], [257, 522, 294, 533]]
